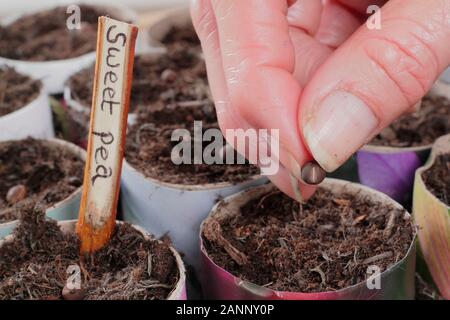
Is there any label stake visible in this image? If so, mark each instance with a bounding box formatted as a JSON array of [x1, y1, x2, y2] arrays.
[[76, 17, 138, 254]]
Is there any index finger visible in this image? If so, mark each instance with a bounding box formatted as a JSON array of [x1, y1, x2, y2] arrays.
[[211, 0, 314, 187]]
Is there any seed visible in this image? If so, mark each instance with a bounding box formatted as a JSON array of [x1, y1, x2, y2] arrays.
[[68, 176, 82, 187], [161, 69, 177, 82], [62, 285, 85, 300], [6, 184, 27, 204], [301, 161, 326, 185]]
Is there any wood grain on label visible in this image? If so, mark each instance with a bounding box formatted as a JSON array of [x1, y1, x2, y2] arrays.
[[77, 17, 138, 254]]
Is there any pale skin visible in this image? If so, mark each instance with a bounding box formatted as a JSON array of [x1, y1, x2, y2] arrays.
[[190, 0, 450, 201]]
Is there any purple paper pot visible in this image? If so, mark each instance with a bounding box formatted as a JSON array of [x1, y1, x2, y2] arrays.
[[200, 180, 417, 300], [356, 146, 428, 205]]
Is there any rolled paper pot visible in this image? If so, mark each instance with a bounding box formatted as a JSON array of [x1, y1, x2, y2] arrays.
[[0, 138, 86, 238], [147, 6, 192, 48], [0, 2, 138, 94], [331, 81, 450, 207], [121, 159, 267, 269], [146, 6, 204, 60], [0, 220, 187, 300], [0, 85, 53, 141], [413, 134, 450, 299], [200, 180, 417, 300]]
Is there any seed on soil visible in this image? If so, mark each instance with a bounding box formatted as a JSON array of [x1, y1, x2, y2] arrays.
[[6, 185, 27, 204], [160, 69, 177, 82]]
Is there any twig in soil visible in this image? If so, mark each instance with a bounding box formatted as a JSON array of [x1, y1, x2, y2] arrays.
[[383, 211, 398, 238], [321, 251, 333, 262], [255, 191, 278, 210], [363, 251, 393, 264], [203, 220, 248, 266], [333, 198, 350, 206], [176, 99, 210, 108], [310, 266, 327, 286], [147, 252, 152, 278]]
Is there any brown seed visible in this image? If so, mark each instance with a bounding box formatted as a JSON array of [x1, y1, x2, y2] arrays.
[[68, 176, 82, 187], [6, 184, 27, 204], [62, 285, 85, 300], [301, 161, 326, 185], [161, 69, 177, 82]]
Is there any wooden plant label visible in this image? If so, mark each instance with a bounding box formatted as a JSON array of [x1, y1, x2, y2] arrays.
[[77, 17, 138, 254]]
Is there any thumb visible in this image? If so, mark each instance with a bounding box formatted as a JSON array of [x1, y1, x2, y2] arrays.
[[299, 0, 450, 172]]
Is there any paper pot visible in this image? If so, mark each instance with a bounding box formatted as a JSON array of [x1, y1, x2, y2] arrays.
[[0, 86, 54, 141], [0, 138, 86, 239], [147, 6, 192, 48], [0, 219, 186, 300], [146, 6, 203, 59], [0, 2, 138, 94], [413, 134, 450, 299], [200, 180, 417, 300], [332, 81, 450, 206], [121, 159, 267, 269]]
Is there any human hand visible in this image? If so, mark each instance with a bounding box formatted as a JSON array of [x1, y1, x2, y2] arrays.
[[190, 0, 450, 201]]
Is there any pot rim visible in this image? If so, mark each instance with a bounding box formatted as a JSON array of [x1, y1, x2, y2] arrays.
[[0, 219, 186, 300], [0, 138, 86, 225], [200, 179, 418, 297], [0, 2, 138, 64], [0, 79, 46, 122], [147, 6, 191, 46], [122, 158, 262, 191], [414, 134, 450, 209], [362, 80, 450, 153]]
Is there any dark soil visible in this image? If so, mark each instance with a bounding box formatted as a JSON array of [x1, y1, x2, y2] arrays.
[[0, 67, 41, 117], [203, 188, 415, 293], [160, 24, 201, 55], [415, 273, 444, 300], [370, 94, 450, 147], [67, 50, 201, 112], [422, 154, 450, 206], [0, 138, 84, 223], [125, 103, 259, 185], [0, 5, 119, 61], [0, 203, 179, 300]]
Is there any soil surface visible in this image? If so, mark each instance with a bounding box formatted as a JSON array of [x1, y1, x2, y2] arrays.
[[0, 67, 41, 117], [422, 154, 450, 206], [370, 94, 450, 147], [0, 138, 84, 223], [0, 5, 119, 61], [0, 204, 179, 300], [125, 104, 259, 185], [160, 24, 201, 55], [203, 187, 414, 293], [120, 50, 258, 184], [67, 51, 200, 112]]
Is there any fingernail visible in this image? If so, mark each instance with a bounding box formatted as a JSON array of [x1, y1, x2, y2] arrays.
[[303, 91, 378, 172], [289, 174, 305, 204]]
